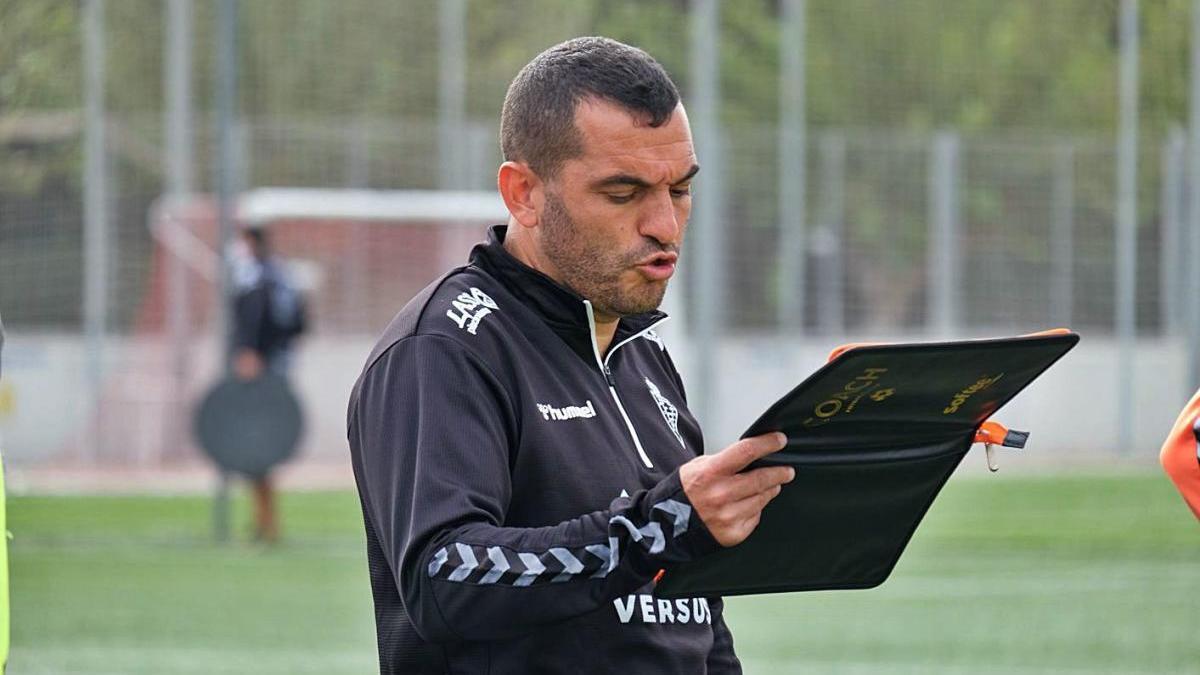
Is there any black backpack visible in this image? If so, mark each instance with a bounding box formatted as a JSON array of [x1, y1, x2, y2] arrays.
[[263, 274, 308, 344]]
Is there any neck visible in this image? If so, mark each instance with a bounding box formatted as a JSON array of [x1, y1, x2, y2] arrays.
[[591, 310, 619, 357], [504, 220, 620, 357]]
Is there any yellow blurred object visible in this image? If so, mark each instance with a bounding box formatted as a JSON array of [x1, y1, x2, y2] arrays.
[[0, 383, 12, 420]]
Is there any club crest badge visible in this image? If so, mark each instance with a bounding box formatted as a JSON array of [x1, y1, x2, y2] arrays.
[[645, 377, 685, 449]]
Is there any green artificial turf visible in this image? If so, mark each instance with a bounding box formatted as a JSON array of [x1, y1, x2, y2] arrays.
[[7, 472, 1198, 674]]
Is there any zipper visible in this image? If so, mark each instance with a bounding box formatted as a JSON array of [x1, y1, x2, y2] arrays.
[[583, 300, 668, 470], [601, 317, 670, 371]]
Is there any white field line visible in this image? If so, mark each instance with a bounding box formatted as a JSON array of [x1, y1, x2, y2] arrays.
[[873, 574, 1167, 599], [726, 561, 1198, 603], [9, 644, 375, 675], [10, 536, 366, 558], [737, 655, 1182, 675]]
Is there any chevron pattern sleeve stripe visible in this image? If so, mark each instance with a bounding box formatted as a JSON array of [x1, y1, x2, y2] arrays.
[[427, 498, 693, 587]]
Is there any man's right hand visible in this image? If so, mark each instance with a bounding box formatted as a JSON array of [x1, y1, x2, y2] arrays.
[[678, 432, 794, 547]]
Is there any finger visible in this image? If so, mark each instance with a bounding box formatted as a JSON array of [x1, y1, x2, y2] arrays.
[[729, 512, 763, 547], [723, 465, 795, 501], [708, 432, 788, 475], [716, 483, 783, 526], [724, 483, 784, 525]]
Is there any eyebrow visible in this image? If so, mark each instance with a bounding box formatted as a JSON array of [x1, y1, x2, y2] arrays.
[[591, 163, 700, 190]]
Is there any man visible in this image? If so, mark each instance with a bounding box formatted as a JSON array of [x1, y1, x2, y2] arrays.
[[230, 226, 307, 542], [347, 37, 793, 674], [231, 227, 306, 381]]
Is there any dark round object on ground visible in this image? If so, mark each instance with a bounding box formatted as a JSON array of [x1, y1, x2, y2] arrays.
[[195, 373, 303, 478]]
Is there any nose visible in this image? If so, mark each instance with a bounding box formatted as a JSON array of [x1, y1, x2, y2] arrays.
[[639, 189, 681, 248]]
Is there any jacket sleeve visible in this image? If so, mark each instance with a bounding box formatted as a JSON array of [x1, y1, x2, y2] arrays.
[[705, 598, 742, 673], [350, 334, 721, 643]]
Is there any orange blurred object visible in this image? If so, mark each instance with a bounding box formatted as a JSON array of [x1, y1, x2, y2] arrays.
[[1160, 389, 1200, 520]]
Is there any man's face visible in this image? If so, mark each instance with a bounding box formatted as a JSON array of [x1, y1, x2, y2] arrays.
[[536, 99, 697, 320], [241, 231, 268, 260]]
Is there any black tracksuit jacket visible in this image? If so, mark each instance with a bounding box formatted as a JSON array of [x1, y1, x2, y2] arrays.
[[347, 226, 741, 674]]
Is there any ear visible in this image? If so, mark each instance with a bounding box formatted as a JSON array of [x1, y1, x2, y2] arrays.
[[497, 161, 543, 229]]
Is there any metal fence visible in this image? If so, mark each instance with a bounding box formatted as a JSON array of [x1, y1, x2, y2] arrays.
[[1, 0, 1196, 469]]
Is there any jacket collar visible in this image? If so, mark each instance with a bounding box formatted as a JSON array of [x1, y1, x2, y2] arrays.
[[469, 225, 667, 365]]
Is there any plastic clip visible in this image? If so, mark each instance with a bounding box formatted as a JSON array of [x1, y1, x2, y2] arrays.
[[984, 443, 999, 472], [974, 420, 1029, 473]]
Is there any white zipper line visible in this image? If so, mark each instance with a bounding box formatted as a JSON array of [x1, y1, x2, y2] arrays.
[[603, 316, 670, 370], [584, 300, 655, 469], [582, 300, 608, 373], [610, 385, 653, 469]]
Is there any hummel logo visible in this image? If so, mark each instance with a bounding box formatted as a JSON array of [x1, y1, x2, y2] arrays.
[[537, 400, 597, 421]]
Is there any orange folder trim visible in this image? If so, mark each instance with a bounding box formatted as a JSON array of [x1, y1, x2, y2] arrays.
[[826, 331, 1072, 451], [824, 329, 1072, 364]]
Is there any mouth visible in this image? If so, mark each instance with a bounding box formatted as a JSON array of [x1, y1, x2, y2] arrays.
[[635, 252, 678, 281]]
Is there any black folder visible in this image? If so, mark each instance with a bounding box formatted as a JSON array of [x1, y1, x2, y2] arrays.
[[655, 331, 1079, 598]]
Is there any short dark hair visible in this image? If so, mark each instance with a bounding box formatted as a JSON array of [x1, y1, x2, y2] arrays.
[[500, 36, 681, 179], [243, 227, 269, 257]]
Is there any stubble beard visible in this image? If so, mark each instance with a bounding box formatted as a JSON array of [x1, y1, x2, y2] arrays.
[[540, 191, 670, 318]]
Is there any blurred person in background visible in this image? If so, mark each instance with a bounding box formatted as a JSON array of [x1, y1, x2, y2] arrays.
[[347, 37, 792, 674], [230, 226, 308, 542]]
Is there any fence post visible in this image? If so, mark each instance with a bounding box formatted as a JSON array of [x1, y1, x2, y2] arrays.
[[928, 131, 962, 336], [164, 0, 195, 466], [165, 0, 194, 196], [1188, 0, 1200, 395], [777, 0, 807, 332], [1161, 128, 1185, 337], [82, 0, 109, 464], [342, 122, 371, 331], [212, 0, 240, 542], [438, 0, 467, 190], [816, 131, 846, 335], [1115, 0, 1139, 454], [1051, 142, 1075, 327], [689, 0, 724, 431]]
